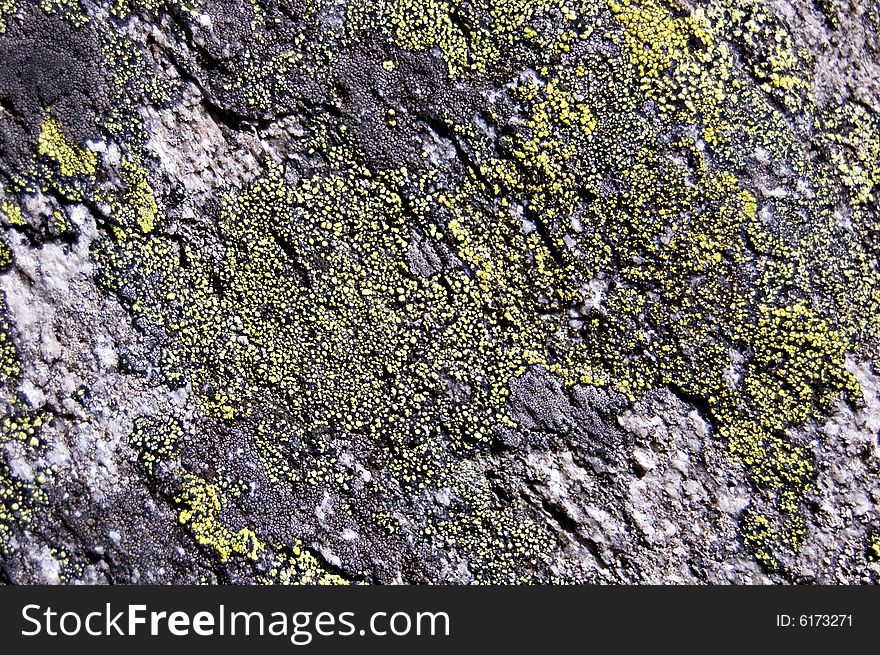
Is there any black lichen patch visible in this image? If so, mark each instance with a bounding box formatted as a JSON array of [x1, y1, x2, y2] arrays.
[[0, 6, 105, 179]]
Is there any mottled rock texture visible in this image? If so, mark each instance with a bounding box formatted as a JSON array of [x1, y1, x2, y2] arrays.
[[0, 0, 879, 584]]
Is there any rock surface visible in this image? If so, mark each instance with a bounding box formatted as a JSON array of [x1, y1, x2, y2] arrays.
[[0, 0, 878, 584]]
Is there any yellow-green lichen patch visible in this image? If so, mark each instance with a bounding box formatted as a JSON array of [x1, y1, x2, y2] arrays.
[[0, 233, 12, 271], [0, 0, 17, 33], [390, 0, 874, 569], [0, 406, 45, 449], [37, 114, 97, 178], [174, 471, 348, 583], [175, 472, 265, 563], [0, 396, 50, 555], [609, 0, 733, 141], [109, 0, 161, 20], [260, 542, 349, 585], [817, 101, 880, 205], [815, 0, 840, 30], [95, 0, 878, 570], [92, 148, 571, 577], [98, 157, 159, 240], [869, 531, 880, 563], [345, 0, 590, 77], [27, 113, 101, 204], [130, 416, 182, 476], [707, 2, 814, 112], [0, 0, 89, 33], [99, 29, 178, 150], [0, 200, 25, 228], [0, 293, 20, 383], [48, 546, 87, 583], [37, 0, 89, 26], [126, 415, 348, 583], [741, 509, 780, 570], [48, 209, 72, 239], [741, 303, 859, 435]]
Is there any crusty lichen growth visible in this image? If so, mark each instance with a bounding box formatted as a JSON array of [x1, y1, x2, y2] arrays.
[[3, 0, 880, 580], [741, 509, 779, 569], [30, 113, 99, 203], [38, 115, 97, 178], [130, 416, 182, 476], [174, 471, 348, 583], [0, 294, 50, 555], [128, 413, 349, 584], [64, 0, 880, 576], [96, 157, 158, 241], [100, 29, 178, 146], [815, 0, 840, 30], [109, 0, 160, 19], [0, 234, 12, 270], [38, 0, 89, 26], [438, 461, 555, 583], [175, 473, 266, 564], [262, 542, 350, 586], [0, 0, 17, 33], [0, 294, 20, 386], [818, 101, 880, 206], [0, 200, 25, 228], [869, 531, 880, 563], [0, 0, 84, 31]]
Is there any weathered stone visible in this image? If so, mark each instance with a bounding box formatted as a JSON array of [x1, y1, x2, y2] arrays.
[[0, 0, 877, 585]]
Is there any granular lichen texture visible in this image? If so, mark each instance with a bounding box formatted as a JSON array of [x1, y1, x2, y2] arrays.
[[0, 0, 878, 584]]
